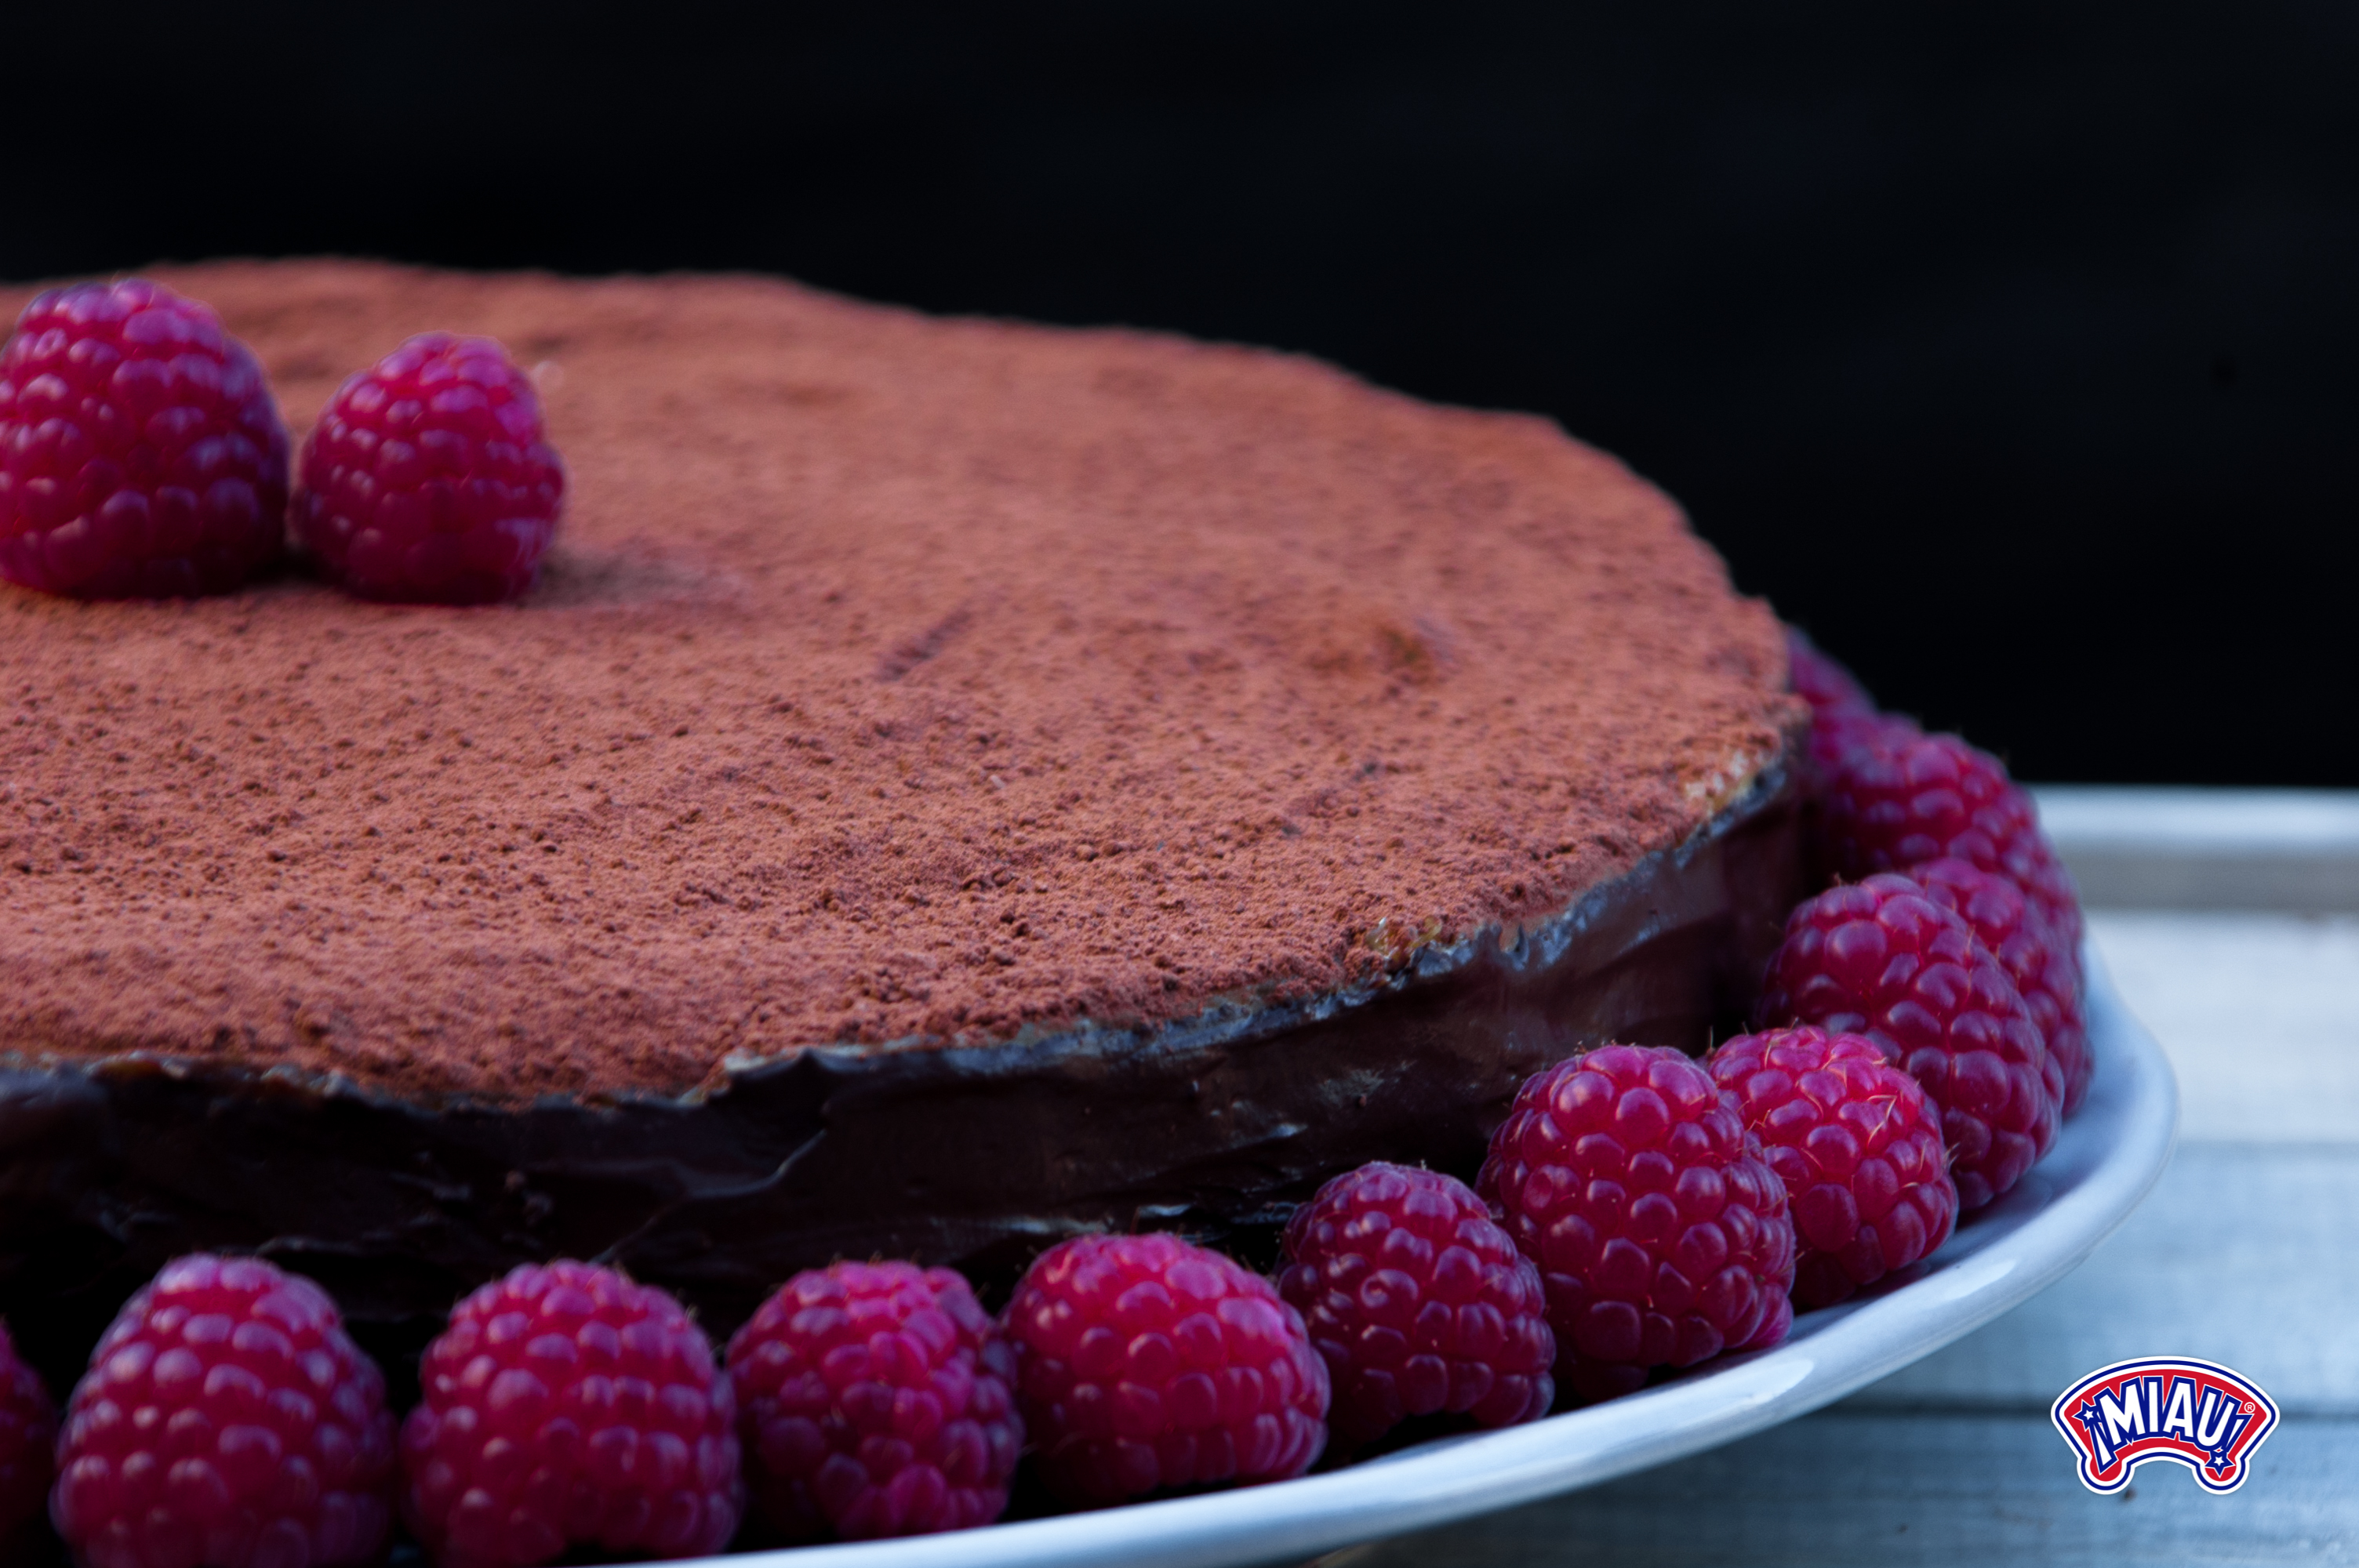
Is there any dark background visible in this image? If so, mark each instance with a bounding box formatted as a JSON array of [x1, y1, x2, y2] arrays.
[[7, 1, 2354, 783]]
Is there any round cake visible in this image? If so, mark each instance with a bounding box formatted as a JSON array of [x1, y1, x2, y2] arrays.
[[0, 261, 1805, 1385]]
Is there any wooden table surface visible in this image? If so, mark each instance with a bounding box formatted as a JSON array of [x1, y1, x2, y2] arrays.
[[1327, 791, 2359, 1567]]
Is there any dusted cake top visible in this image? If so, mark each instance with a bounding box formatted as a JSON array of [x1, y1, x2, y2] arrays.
[[0, 261, 1796, 1101]]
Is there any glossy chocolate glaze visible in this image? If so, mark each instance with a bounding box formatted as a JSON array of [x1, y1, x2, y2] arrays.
[[0, 762, 1798, 1392]]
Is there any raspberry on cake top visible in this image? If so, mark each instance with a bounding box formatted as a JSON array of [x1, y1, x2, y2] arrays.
[[0, 260, 1797, 1102]]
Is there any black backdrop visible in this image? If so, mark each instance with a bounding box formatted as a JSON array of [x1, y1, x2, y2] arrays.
[[7, 1, 2354, 784]]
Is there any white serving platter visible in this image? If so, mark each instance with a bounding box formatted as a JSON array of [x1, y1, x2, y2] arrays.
[[671, 944, 2179, 1568]]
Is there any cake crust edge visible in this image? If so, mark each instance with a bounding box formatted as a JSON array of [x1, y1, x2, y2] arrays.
[[0, 745, 1802, 1392]]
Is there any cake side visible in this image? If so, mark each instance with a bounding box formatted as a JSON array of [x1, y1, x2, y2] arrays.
[[0, 760, 1801, 1394], [0, 260, 1800, 1100]]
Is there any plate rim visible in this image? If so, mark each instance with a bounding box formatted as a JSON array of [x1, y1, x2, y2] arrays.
[[674, 942, 2179, 1568]]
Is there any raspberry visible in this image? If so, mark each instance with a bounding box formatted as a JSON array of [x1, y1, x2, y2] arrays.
[[50, 1254, 395, 1568], [1786, 628, 1923, 803], [1004, 1232, 1328, 1505], [1277, 1163, 1554, 1449], [1755, 875, 2059, 1210], [1707, 1028, 1958, 1308], [292, 333, 564, 604], [1814, 728, 2082, 951], [0, 1320, 56, 1545], [1909, 856, 2092, 1117], [1478, 1044, 1795, 1405], [1786, 626, 1877, 720], [0, 278, 289, 597], [726, 1262, 1020, 1541], [399, 1261, 740, 1568]]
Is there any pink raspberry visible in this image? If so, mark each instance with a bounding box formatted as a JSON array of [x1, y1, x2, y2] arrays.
[[1786, 628, 1922, 800], [725, 1262, 1020, 1542], [1813, 728, 2082, 951], [1910, 856, 2092, 1116], [1003, 1232, 1328, 1506], [1786, 626, 1877, 721], [0, 1320, 56, 1546], [1278, 1163, 1554, 1449], [292, 332, 564, 604], [1756, 875, 2059, 1209], [0, 278, 289, 597], [1707, 1027, 1959, 1308], [1478, 1044, 1795, 1405], [399, 1261, 740, 1568], [50, 1254, 396, 1568]]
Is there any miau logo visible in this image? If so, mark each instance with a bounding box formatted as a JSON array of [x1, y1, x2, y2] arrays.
[[2051, 1356, 2278, 1494]]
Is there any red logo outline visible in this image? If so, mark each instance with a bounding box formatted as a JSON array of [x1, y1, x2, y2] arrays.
[[2051, 1356, 2278, 1494]]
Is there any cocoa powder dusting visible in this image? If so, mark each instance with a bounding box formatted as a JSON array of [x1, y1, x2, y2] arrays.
[[0, 261, 1799, 1101]]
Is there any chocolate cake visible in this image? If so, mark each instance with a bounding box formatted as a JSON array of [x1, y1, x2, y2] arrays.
[[0, 261, 1805, 1386]]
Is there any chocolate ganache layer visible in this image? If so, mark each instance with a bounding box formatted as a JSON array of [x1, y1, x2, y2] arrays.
[[0, 764, 1798, 1388], [0, 260, 1805, 1383]]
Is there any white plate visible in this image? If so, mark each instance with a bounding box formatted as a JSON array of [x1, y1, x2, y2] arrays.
[[679, 945, 2178, 1568]]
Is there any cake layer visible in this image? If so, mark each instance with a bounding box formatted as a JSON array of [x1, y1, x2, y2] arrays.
[[0, 765, 1798, 1391], [0, 261, 1797, 1100]]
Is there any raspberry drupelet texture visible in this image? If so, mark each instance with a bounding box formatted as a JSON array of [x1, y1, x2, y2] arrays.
[[1812, 728, 2082, 950], [1004, 1232, 1329, 1506], [0, 278, 289, 597], [400, 1261, 740, 1568], [1707, 1028, 1959, 1308], [726, 1262, 1020, 1542], [292, 332, 564, 604], [1910, 857, 2092, 1117], [1756, 875, 2059, 1210], [0, 1320, 55, 1545], [1478, 1044, 1796, 1406], [50, 1254, 395, 1568], [1277, 1163, 1554, 1449]]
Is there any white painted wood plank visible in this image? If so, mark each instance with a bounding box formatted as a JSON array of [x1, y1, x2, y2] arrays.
[[1323, 1413, 2359, 1568], [2034, 788, 2359, 851], [1842, 1145, 2359, 1415], [2031, 787, 2359, 910], [2088, 912, 2359, 1144]]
